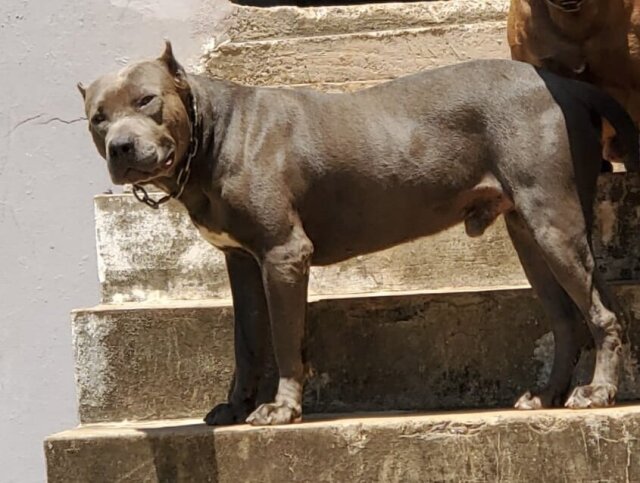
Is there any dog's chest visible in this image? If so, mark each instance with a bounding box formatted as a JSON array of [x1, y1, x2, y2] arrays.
[[196, 224, 242, 250], [187, 197, 243, 250]]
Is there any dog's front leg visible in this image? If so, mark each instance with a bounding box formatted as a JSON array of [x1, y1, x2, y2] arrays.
[[204, 249, 271, 426], [246, 223, 313, 425]]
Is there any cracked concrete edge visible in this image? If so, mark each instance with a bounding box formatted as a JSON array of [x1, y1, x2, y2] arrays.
[[71, 284, 640, 424], [217, 0, 509, 43], [45, 406, 640, 482], [96, 173, 640, 303]]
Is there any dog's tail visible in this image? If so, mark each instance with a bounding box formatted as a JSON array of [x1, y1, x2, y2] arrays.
[[581, 86, 639, 173], [574, 88, 638, 172], [537, 68, 639, 172]]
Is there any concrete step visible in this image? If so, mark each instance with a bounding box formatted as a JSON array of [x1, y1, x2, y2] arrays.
[[98, 173, 640, 304], [202, 20, 508, 87], [96, 195, 525, 303], [201, 1, 510, 88], [74, 284, 640, 424], [217, 0, 508, 42], [46, 406, 640, 482]]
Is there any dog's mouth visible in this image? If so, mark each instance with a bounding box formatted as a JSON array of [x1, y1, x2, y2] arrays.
[[122, 166, 157, 184], [162, 149, 175, 169], [116, 149, 176, 184]]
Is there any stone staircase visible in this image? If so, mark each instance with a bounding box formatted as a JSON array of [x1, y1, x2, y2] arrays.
[[45, 1, 640, 481]]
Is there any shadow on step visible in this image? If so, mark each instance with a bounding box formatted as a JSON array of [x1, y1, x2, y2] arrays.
[[136, 402, 640, 483], [140, 423, 220, 483]]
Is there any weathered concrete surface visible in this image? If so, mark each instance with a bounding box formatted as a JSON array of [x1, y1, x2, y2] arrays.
[[46, 406, 640, 482], [96, 195, 526, 303], [74, 284, 640, 424], [0, 0, 229, 481], [202, 21, 508, 86], [97, 173, 640, 303], [221, 0, 508, 42]]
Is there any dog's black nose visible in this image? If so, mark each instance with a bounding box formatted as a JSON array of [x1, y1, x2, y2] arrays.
[[108, 136, 135, 160]]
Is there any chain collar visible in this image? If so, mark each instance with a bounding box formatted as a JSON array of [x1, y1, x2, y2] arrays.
[[132, 92, 199, 209], [545, 0, 584, 12]]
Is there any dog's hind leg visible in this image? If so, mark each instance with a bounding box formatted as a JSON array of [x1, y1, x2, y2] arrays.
[[564, 270, 624, 408], [505, 211, 589, 409], [204, 249, 273, 425], [510, 189, 623, 408]]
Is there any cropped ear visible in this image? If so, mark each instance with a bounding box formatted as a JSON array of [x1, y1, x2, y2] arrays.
[[77, 82, 87, 100], [158, 40, 188, 89]]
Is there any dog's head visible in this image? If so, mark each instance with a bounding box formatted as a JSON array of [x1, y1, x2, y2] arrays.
[[78, 41, 192, 185]]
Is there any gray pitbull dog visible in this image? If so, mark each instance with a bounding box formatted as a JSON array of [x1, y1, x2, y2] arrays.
[[79, 42, 638, 425]]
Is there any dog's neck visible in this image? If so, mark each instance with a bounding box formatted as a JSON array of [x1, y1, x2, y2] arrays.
[[152, 74, 237, 212]]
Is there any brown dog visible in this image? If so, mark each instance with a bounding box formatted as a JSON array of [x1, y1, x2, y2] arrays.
[[508, 0, 640, 162]]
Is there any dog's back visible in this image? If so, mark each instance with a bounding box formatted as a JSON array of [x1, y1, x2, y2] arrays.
[[233, 59, 629, 263]]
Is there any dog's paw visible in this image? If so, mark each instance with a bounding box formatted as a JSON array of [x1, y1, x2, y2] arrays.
[[514, 388, 566, 409], [565, 384, 616, 409], [204, 402, 252, 426], [246, 401, 301, 426], [514, 391, 543, 410]]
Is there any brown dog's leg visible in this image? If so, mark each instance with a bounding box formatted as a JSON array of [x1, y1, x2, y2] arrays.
[[204, 249, 271, 425], [246, 222, 313, 425], [513, 192, 623, 409], [505, 211, 589, 409]]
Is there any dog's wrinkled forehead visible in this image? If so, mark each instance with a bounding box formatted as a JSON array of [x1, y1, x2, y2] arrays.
[[84, 61, 174, 115]]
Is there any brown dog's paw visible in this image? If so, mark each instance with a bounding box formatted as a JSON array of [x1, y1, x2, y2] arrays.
[[564, 384, 616, 409], [246, 401, 302, 426], [204, 402, 253, 426]]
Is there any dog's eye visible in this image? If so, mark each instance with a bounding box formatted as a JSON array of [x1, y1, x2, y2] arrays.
[[91, 112, 106, 125], [138, 95, 156, 108]]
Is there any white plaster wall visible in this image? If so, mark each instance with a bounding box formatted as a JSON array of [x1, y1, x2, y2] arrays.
[[0, 0, 230, 480]]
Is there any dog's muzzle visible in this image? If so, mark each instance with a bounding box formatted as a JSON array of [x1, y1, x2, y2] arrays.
[[106, 133, 167, 185], [132, 92, 200, 209]]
